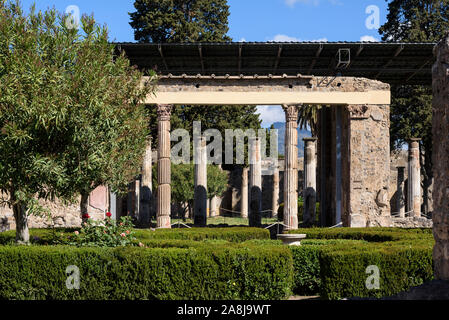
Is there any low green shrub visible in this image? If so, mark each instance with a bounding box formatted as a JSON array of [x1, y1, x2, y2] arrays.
[[0, 227, 270, 245], [134, 227, 270, 242], [319, 245, 434, 299], [0, 242, 293, 300]]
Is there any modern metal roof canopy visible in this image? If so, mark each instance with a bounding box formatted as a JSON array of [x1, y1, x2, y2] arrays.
[[115, 42, 436, 86]]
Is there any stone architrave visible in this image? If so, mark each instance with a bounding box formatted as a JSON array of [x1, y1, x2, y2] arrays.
[[139, 137, 152, 227], [241, 168, 249, 218], [272, 168, 280, 218], [249, 138, 262, 227], [303, 137, 317, 226], [397, 166, 406, 218], [156, 104, 172, 229], [282, 105, 299, 231], [408, 138, 422, 217], [194, 137, 208, 226], [432, 36, 449, 280]]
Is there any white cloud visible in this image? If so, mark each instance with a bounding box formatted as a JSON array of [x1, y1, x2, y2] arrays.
[[360, 35, 380, 42], [239, 38, 246, 42], [270, 34, 328, 42], [256, 105, 285, 128]]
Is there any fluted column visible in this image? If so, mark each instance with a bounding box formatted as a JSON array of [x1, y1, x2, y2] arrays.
[[249, 138, 262, 227], [303, 137, 317, 226], [272, 168, 280, 218], [397, 166, 406, 218], [194, 137, 208, 226], [282, 104, 299, 231], [157, 104, 172, 228], [139, 137, 152, 227], [241, 167, 249, 218], [408, 138, 421, 217]]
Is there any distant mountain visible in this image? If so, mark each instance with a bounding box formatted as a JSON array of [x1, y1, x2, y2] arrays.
[[270, 122, 311, 157]]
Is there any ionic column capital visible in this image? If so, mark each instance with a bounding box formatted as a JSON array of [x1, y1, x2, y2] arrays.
[[282, 104, 301, 122], [157, 104, 173, 121]]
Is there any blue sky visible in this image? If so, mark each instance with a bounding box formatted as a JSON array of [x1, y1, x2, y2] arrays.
[[20, 0, 390, 127]]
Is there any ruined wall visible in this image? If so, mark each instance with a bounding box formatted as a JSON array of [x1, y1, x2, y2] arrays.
[[346, 104, 391, 227], [0, 187, 108, 232], [432, 35, 449, 280]]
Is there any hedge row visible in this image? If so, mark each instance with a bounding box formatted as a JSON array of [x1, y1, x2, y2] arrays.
[[0, 242, 293, 300], [0, 227, 270, 245], [287, 228, 434, 299]]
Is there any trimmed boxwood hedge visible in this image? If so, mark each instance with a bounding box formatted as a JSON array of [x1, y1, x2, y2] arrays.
[[0, 242, 293, 300], [286, 228, 434, 299], [0, 227, 270, 245]]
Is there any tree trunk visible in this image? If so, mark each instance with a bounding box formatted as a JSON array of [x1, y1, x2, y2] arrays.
[[12, 202, 29, 244], [80, 193, 89, 219]]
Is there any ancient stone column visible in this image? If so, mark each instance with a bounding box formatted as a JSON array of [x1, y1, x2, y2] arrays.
[[210, 196, 218, 217], [249, 138, 262, 227], [157, 104, 172, 229], [397, 166, 406, 218], [282, 104, 299, 231], [272, 168, 280, 218], [303, 137, 317, 226], [241, 167, 249, 219], [408, 138, 421, 217], [139, 137, 152, 227], [432, 37, 449, 280], [194, 136, 208, 226]]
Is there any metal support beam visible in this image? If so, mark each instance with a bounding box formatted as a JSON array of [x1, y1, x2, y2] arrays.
[[307, 44, 323, 74], [198, 44, 205, 74], [158, 44, 169, 72], [374, 44, 404, 79], [406, 57, 434, 83], [273, 45, 283, 74]]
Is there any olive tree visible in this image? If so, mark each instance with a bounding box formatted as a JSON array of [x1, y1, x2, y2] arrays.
[[0, 1, 154, 243]]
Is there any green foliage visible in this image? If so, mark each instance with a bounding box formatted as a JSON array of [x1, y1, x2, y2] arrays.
[[134, 227, 270, 242], [0, 1, 154, 242], [378, 0, 447, 205], [0, 242, 293, 300], [286, 227, 434, 299], [207, 165, 228, 198], [66, 216, 137, 247], [0, 227, 270, 245], [129, 0, 231, 43]]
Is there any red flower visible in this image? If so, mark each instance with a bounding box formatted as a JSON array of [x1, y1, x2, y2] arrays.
[[106, 212, 112, 218], [82, 213, 90, 219]]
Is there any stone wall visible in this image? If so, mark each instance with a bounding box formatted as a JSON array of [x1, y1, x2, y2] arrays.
[[0, 186, 108, 232]]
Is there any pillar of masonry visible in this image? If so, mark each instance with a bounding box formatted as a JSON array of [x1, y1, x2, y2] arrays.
[[408, 138, 421, 217], [194, 136, 208, 226], [272, 168, 280, 218], [397, 166, 406, 218], [303, 137, 317, 226], [241, 167, 249, 218], [282, 105, 299, 231], [139, 137, 152, 227], [156, 104, 172, 228], [249, 138, 262, 227], [432, 36, 449, 280]]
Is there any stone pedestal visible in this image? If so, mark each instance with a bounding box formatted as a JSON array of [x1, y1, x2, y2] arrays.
[[156, 104, 172, 229], [397, 166, 406, 218], [303, 137, 317, 226], [282, 105, 299, 231], [139, 137, 152, 227], [241, 168, 249, 218], [408, 138, 421, 217], [249, 138, 262, 227], [432, 36, 449, 280], [194, 137, 207, 226]]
